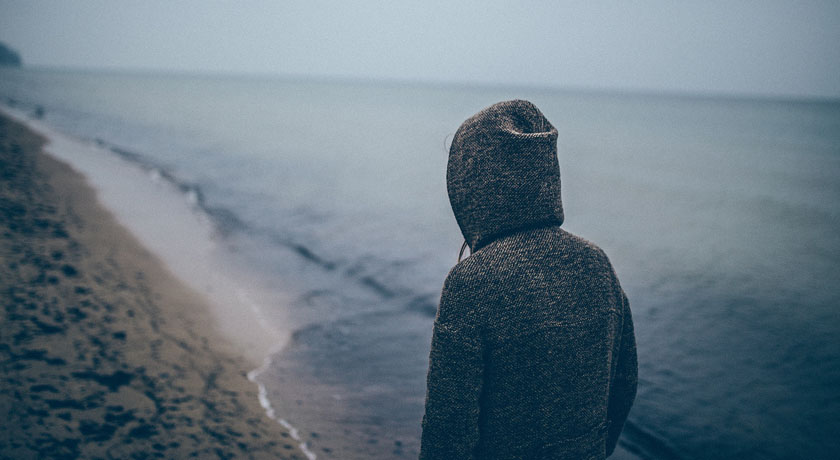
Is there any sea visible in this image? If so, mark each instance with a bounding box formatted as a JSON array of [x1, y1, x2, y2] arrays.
[[2, 67, 839, 460]]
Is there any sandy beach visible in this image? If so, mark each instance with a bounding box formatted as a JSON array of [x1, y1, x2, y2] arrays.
[[0, 113, 307, 459]]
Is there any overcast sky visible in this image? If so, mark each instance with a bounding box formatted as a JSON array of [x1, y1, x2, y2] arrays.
[[1, 0, 839, 98]]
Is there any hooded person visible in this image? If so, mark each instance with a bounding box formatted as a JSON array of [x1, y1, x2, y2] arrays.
[[420, 100, 637, 459]]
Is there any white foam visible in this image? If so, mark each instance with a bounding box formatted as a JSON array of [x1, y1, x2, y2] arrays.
[[248, 343, 318, 460]]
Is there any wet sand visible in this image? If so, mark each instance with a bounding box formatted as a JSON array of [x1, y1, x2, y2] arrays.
[[0, 114, 307, 459]]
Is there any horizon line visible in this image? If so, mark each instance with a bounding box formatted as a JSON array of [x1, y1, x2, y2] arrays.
[[6, 63, 840, 105]]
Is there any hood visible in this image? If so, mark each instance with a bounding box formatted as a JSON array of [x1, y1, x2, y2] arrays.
[[447, 100, 564, 253]]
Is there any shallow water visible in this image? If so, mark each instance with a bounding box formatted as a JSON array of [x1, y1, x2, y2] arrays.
[[3, 67, 839, 459]]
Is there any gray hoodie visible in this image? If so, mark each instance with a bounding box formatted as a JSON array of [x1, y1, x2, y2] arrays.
[[420, 100, 637, 460]]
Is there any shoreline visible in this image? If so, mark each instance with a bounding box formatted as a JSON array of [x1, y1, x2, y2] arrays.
[[0, 105, 290, 366], [0, 113, 309, 458]]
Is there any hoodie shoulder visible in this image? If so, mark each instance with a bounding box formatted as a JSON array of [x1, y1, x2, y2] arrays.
[[435, 258, 491, 328], [442, 256, 487, 299], [548, 227, 611, 265], [559, 229, 625, 301]]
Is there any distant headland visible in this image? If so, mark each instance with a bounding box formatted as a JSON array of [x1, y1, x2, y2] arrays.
[[0, 42, 23, 67]]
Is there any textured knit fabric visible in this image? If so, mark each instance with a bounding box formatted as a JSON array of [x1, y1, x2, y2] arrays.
[[420, 100, 637, 460]]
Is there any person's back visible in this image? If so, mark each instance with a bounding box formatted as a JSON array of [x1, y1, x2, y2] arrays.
[[420, 100, 637, 460]]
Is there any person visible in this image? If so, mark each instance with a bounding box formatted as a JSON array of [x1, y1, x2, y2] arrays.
[[419, 100, 637, 459]]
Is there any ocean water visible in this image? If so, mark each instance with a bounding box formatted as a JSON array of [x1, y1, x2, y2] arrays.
[[2, 67, 839, 459]]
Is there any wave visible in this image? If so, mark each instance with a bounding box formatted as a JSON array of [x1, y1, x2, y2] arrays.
[[92, 138, 442, 321], [88, 136, 438, 320], [94, 138, 248, 236]]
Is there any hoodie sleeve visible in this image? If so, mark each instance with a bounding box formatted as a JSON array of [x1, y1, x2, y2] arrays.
[[419, 271, 484, 460], [606, 289, 638, 456]]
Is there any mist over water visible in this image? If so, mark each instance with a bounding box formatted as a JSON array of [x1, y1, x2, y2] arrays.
[[2, 68, 839, 459]]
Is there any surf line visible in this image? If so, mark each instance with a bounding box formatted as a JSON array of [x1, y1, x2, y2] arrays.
[[247, 343, 317, 460], [242, 285, 316, 460]]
